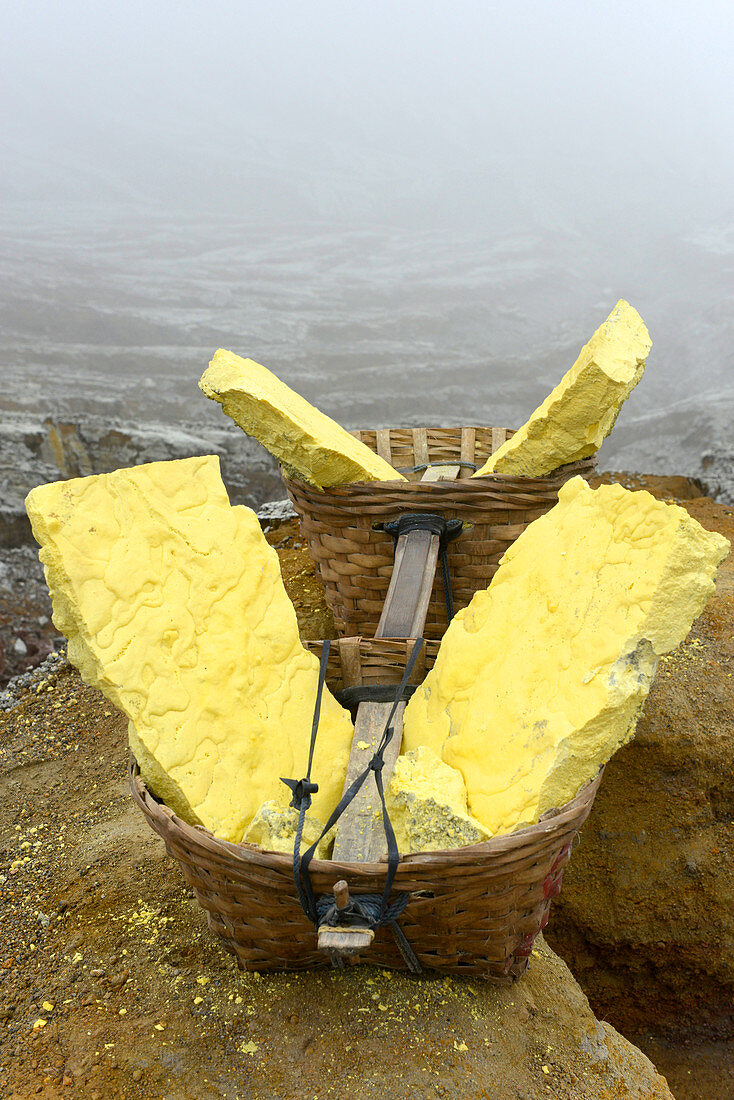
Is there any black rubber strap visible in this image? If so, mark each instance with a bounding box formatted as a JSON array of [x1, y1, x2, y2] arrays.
[[280, 638, 330, 921], [315, 891, 421, 973], [379, 512, 463, 544], [336, 683, 419, 709], [290, 639, 424, 922], [376, 512, 463, 623], [301, 637, 424, 875], [281, 639, 425, 971]]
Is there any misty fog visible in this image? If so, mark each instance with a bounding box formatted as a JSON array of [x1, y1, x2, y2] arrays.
[[2, 0, 734, 501]]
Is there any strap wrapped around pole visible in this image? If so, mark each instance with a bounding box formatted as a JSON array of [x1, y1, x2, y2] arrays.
[[377, 512, 463, 622]]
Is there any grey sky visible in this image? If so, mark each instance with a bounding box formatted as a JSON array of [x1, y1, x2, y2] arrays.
[[3, 1, 734, 227]]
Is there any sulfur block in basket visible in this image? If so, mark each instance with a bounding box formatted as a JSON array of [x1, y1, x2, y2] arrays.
[[244, 801, 333, 859], [386, 747, 491, 854], [25, 455, 354, 843], [474, 300, 651, 477], [199, 349, 404, 489], [403, 476, 729, 837]]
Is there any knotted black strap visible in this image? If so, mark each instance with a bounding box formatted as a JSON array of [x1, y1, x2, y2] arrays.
[[314, 891, 420, 973], [280, 776, 318, 809], [280, 638, 330, 920], [281, 638, 425, 973]]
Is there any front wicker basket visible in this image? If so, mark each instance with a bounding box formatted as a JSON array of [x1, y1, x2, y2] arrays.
[[284, 425, 596, 638], [130, 637, 601, 982]]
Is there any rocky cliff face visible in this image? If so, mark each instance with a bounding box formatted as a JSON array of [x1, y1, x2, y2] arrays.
[[0, 411, 283, 547], [3, 410, 732, 552]]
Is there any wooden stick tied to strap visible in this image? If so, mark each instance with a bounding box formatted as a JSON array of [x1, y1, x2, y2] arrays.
[[319, 464, 460, 958]]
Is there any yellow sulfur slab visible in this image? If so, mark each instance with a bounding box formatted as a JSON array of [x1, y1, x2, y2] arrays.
[[403, 477, 729, 837], [386, 747, 491, 854], [474, 300, 652, 477], [25, 456, 354, 842], [199, 349, 404, 489], [244, 801, 333, 859]]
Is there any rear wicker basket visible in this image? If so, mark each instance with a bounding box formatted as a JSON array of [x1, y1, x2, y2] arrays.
[[130, 637, 601, 982], [284, 425, 596, 638]]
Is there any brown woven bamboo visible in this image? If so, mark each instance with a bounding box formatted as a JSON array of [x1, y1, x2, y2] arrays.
[[129, 638, 602, 981], [283, 425, 597, 638], [131, 760, 600, 981], [302, 636, 440, 698]]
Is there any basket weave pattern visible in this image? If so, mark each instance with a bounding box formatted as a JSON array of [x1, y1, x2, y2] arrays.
[[302, 636, 439, 696], [130, 640, 601, 981], [284, 426, 596, 638], [131, 762, 599, 980]]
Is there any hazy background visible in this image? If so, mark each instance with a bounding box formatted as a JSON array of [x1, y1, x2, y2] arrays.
[[2, 0, 734, 514]]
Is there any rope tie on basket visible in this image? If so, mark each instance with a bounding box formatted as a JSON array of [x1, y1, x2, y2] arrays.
[[377, 512, 463, 622], [281, 637, 424, 975], [313, 892, 418, 972]]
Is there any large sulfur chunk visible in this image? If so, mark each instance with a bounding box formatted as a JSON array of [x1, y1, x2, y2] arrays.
[[25, 456, 354, 843], [387, 747, 492, 854], [474, 300, 651, 477], [403, 477, 729, 837], [199, 349, 404, 488]]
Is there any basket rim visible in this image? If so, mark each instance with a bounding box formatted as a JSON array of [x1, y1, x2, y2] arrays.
[[283, 456, 597, 494], [282, 423, 597, 493], [130, 755, 602, 874]]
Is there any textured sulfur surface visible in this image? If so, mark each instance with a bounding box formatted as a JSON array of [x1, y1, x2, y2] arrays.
[[199, 349, 403, 488], [403, 476, 729, 837], [244, 801, 333, 859], [474, 299, 652, 477], [386, 746, 491, 853], [24, 455, 354, 843]]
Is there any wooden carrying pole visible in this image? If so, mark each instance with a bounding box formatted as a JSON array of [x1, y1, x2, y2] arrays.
[[318, 465, 460, 959]]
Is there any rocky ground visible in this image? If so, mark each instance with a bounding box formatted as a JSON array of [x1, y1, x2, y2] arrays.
[[0, 547, 58, 688], [1, 474, 732, 1098]]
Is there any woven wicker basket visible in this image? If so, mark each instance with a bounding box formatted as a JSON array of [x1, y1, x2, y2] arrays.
[[283, 425, 596, 638], [302, 635, 440, 701], [130, 638, 601, 982]]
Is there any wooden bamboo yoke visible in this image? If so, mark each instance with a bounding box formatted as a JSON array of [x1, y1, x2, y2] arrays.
[[317, 463, 463, 962]]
